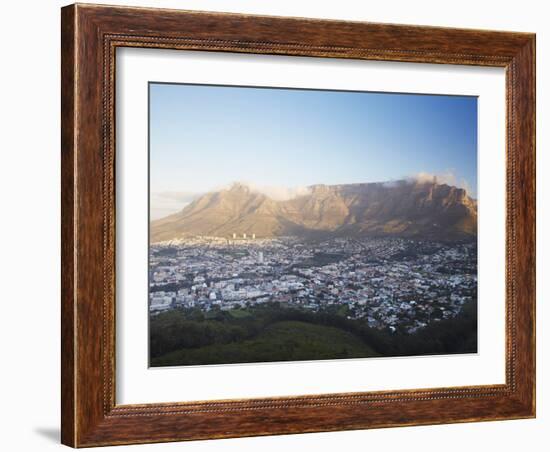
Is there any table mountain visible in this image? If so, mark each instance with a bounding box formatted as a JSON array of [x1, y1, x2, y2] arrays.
[[150, 180, 477, 242]]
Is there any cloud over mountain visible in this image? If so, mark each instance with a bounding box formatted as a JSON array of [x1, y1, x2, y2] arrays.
[[151, 179, 477, 243]]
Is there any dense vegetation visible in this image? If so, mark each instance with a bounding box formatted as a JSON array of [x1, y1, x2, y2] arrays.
[[152, 321, 379, 366], [149, 301, 477, 366]]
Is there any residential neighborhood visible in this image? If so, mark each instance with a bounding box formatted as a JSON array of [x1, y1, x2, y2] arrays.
[[149, 236, 477, 334]]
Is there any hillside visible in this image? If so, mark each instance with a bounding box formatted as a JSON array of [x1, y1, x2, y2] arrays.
[[151, 320, 379, 366], [151, 180, 477, 242], [149, 301, 478, 366]]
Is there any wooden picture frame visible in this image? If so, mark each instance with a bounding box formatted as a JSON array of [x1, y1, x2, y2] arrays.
[[61, 3, 535, 447]]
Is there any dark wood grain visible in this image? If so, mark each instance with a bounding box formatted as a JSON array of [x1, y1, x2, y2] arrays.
[[60, 5, 76, 447], [61, 3, 536, 447]]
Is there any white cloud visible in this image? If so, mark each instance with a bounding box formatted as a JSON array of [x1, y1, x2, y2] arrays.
[[411, 171, 473, 195], [381, 171, 473, 195], [154, 191, 201, 204], [222, 181, 313, 201], [248, 183, 312, 201], [150, 191, 203, 220]]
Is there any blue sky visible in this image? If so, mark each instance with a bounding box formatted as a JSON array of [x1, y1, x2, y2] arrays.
[[149, 82, 477, 219]]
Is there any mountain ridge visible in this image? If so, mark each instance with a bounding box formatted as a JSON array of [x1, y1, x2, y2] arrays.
[[151, 180, 477, 243]]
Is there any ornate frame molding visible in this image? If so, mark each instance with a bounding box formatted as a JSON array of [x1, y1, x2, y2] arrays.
[[62, 4, 535, 447]]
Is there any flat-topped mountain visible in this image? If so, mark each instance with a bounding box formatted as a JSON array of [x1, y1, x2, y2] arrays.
[[151, 180, 477, 243]]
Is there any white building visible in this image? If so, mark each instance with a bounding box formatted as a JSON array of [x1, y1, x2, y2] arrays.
[[149, 296, 172, 312]]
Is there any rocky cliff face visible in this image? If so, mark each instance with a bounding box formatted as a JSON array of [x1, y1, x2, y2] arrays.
[[150, 181, 477, 242]]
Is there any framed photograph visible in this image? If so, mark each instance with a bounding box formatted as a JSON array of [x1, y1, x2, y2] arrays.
[[61, 3, 535, 447]]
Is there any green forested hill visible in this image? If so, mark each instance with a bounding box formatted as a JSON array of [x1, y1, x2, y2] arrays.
[[151, 320, 378, 366], [149, 301, 477, 367]]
